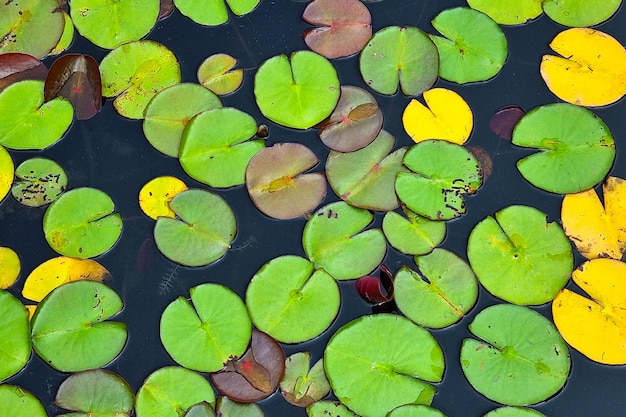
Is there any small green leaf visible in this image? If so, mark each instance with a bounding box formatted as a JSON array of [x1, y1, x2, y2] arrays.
[[483, 407, 547, 417], [543, 0, 621, 26], [0, 290, 31, 381], [174, 0, 260, 26], [197, 53, 244, 95], [382, 207, 446, 256], [12, 157, 67, 207], [281, 351, 330, 407], [0, 385, 47, 417]]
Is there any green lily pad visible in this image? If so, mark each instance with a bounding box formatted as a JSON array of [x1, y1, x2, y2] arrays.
[[388, 405, 447, 417], [12, 157, 67, 207], [43, 187, 122, 259], [185, 402, 215, 417], [217, 397, 265, 417], [0, 290, 31, 382], [359, 26, 439, 95], [55, 369, 134, 417], [512, 103, 615, 194], [325, 314, 444, 417], [394, 248, 478, 329], [429, 7, 508, 83], [160, 283, 251, 372], [254, 50, 340, 129], [0, 385, 47, 417], [174, 0, 261, 26], [382, 206, 446, 256], [461, 304, 571, 405], [467, 0, 543, 25], [0, 80, 73, 150], [153, 189, 236, 267], [306, 401, 357, 417], [100, 40, 181, 119], [467, 205, 573, 305], [50, 11, 74, 55], [302, 201, 386, 280], [326, 130, 408, 211], [483, 407, 547, 417], [281, 351, 330, 407], [31, 280, 126, 372], [197, 53, 244, 95], [543, 0, 621, 26], [179, 107, 265, 188], [135, 366, 216, 417], [395, 140, 482, 220], [143, 83, 222, 157], [246, 255, 340, 343]]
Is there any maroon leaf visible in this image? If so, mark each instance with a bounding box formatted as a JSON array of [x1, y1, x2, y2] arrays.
[[489, 105, 525, 140], [44, 54, 102, 120], [467, 145, 493, 182], [159, 0, 175, 20], [0, 53, 48, 92], [356, 264, 394, 305]]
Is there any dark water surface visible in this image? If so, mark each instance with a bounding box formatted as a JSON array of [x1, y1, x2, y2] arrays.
[[3, 1, 626, 416]]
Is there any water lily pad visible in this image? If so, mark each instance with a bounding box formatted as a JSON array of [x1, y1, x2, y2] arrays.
[[0, 385, 47, 417], [160, 283, 251, 372], [70, 0, 159, 49], [429, 7, 507, 84], [0, 247, 20, 289], [281, 351, 330, 407], [396, 140, 482, 220], [356, 264, 394, 305], [0, 144, 14, 202], [245, 143, 326, 220], [326, 130, 408, 211], [461, 304, 570, 405], [303, 201, 386, 280], [467, 205, 572, 305], [483, 407, 547, 417], [11, 157, 67, 207], [184, 402, 214, 417], [382, 207, 446, 256], [306, 401, 357, 417], [43, 187, 122, 259], [254, 50, 340, 129], [49, 11, 74, 55], [216, 397, 265, 417], [0, 290, 31, 381], [0, 79, 73, 150], [489, 105, 525, 140], [325, 314, 444, 417], [174, 0, 261, 26], [180, 107, 264, 188], [0, 52, 47, 91], [512, 103, 615, 194], [153, 188, 236, 266], [246, 255, 340, 343], [466, 0, 543, 25], [31, 280, 126, 372], [139, 176, 188, 220], [197, 53, 243, 95], [543, 0, 621, 26], [388, 405, 447, 417], [359, 26, 439, 95], [143, 83, 222, 157], [100, 40, 181, 119]]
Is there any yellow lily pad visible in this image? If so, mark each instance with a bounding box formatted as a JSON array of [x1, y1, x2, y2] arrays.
[[0, 144, 14, 202], [540, 28, 626, 107], [138, 176, 188, 220], [402, 88, 473, 145], [0, 247, 20, 289], [552, 258, 626, 364]]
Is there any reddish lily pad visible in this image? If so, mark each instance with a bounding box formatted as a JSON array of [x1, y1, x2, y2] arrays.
[[356, 264, 394, 305], [489, 105, 525, 140], [0, 53, 47, 92]]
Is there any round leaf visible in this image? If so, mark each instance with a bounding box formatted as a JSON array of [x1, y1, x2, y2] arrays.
[[466, 0, 543, 25], [0, 144, 13, 202], [306, 401, 357, 417], [138, 176, 188, 220], [543, 0, 621, 27], [174, 0, 261, 26], [512, 103, 615, 194], [0, 246, 20, 289], [0, 385, 47, 417], [184, 402, 215, 417], [254, 50, 340, 129], [388, 405, 447, 417], [382, 207, 446, 256], [216, 396, 265, 417], [197, 53, 243, 95], [467, 205, 573, 305], [43, 187, 122, 259], [325, 314, 444, 417], [0, 290, 31, 381], [483, 407, 547, 417], [11, 157, 67, 207], [461, 304, 571, 405], [160, 283, 252, 372]]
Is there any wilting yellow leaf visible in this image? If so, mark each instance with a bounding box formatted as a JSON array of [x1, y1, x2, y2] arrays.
[[561, 176, 626, 260], [138, 176, 188, 220], [0, 247, 20, 289], [402, 87, 473, 145], [22, 256, 111, 302], [553, 258, 626, 364], [541, 28, 626, 107], [0, 144, 13, 202]]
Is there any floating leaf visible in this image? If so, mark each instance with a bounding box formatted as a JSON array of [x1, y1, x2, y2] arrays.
[[359, 26, 439, 95], [483, 407, 547, 417], [197, 53, 243, 95], [100, 40, 181, 119], [0, 247, 20, 289], [280, 352, 330, 407], [325, 314, 444, 417], [246, 255, 340, 343], [0, 144, 13, 202], [180, 107, 264, 188], [216, 397, 264, 417], [31, 281, 126, 372], [552, 258, 626, 364], [429, 7, 507, 84], [326, 130, 407, 211], [489, 105, 525, 140], [543, 0, 621, 27], [174, 0, 261, 26], [70, 0, 159, 49], [461, 304, 570, 405], [184, 402, 215, 417], [43, 187, 122, 259], [153, 189, 236, 266], [388, 405, 447, 417], [245, 143, 326, 220], [512, 103, 615, 194], [11, 157, 67, 207], [254, 51, 340, 129], [159, 0, 175, 20], [49, 11, 74, 55], [396, 140, 482, 220], [303, 201, 386, 280], [138, 176, 188, 220], [540, 28, 626, 107], [356, 264, 394, 305], [402, 87, 473, 145], [467, 205, 572, 305], [382, 207, 446, 256], [22, 256, 111, 303], [0, 385, 47, 417], [0, 52, 47, 91], [0, 290, 30, 381], [466, 0, 543, 25], [302, 0, 372, 59], [306, 401, 357, 417], [0, 79, 73, 150], [160, 283, 251, 372]]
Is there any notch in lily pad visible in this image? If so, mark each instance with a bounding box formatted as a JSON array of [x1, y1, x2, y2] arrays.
[[281, 351, 330, 407], [197, 53, 243, 95], [174, 0, 261, 26], [467, 0, 543, 25]]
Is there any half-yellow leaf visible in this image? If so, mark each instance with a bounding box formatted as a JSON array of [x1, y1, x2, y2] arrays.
[[552, 258, 626, 364], [402, 87, 473, 145], [541, 28, 626, 107], [0, 144, 14, 202], [138, 176, 188, 220], [0, 247, 20, 289]]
